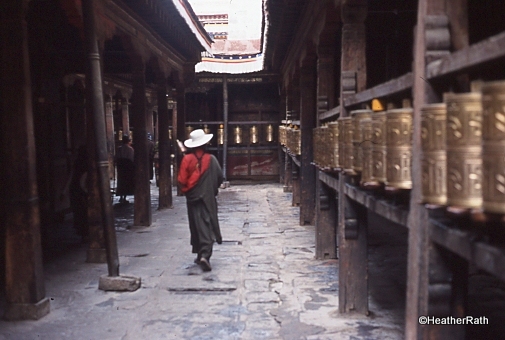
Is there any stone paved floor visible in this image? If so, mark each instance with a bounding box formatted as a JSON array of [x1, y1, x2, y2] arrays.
[[0, 183, 405, 339]]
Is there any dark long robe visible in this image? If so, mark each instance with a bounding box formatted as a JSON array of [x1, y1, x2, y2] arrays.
[[184, 155, 223, 260]]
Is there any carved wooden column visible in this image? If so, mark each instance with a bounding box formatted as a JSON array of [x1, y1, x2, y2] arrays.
[[0, 0, 49, 320], [121, 94, 131, 136], [104, 94, 115, 179], [338, 0, 369, 314], [175, 84, 186, 196], [157, 73, 173, 209], [315, 22, 338, 259], [299, 53, 317, 226], [406, 0, 467, 338], [131, 56, 152, 226]]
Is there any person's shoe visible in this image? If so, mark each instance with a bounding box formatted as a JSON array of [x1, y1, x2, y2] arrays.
[[194, 256, 201, 264], [199, 258, 212, 272]]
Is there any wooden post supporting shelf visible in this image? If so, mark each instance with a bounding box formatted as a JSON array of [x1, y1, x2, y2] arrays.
[[299, 52, 317, 225], [131, 56, 152, 227], [338, 0, 369, 315], [0, 0, 49, 319], [316, 180, 337, 259]]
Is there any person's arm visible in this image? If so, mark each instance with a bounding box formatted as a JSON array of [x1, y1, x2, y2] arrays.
[[177, 155, 190, 191]]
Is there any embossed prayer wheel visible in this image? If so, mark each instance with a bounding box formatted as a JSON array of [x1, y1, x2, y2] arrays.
[[420, 103, 447, 205], [321, 125, 333, 168], [217, 124, 224, 145], [234, 125, 242, 144], [250, 125, 259, 144], [371, 112, 387, 184], [313, 127, 321, 166], [445, 92, 483, 208], [351, 109, 373, 173], [360, 118, 374, 186], [328, 121, 340, 169], [337, 118, 346, 171], [185, 125, 193, 140], [266, 124, 274, 142], [286, 125, 293, 151], [386, 108, 413, 189], [341, 116, 355, 175], [481, 81, 505, 213], [293, 126, 301, 155], [279, 125, 286, 146]]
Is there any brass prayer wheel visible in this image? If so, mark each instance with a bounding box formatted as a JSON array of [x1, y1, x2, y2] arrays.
[[217, 124, 224, 145], [445, 92, 483, 208], [337, 118, 345, 171], [360, 118, 374, 186], [203, 124, 211, 135], [250, 125, 259, 144], [313, 127, 321, 166], [351, 109, 373, 173], [420, 103, 447, 205], [266, 124, 274, 142], [234, 125, 242, 144], [286, 125, 293, 151], [371, 112, 387, 184], [321, 125, 333, 168], [385, 108, 413, 189], [328, 121, 340, 169], [185, 125, 193, 140], [279, 125, 287, 145], [482, 81, 505, 213], [293, 126, 301, 155], [341, 116, 355, 175]]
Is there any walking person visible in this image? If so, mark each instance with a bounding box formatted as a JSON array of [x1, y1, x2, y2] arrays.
[[115, 134, 135, 204], [178, 129, 223, 272]]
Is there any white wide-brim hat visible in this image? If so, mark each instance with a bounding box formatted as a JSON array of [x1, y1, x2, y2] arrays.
[[184, 129, 213, 148]]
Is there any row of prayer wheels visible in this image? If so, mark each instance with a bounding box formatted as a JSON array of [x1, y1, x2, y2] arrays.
[[311, 80, 505, 214], [313, 108, 413, 190], [280, 124, 301, 155], [421, 80, 505, 214], [186, 124, 275, 145]]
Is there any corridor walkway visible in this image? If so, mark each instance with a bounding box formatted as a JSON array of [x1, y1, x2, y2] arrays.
[[0, 184, 404, 339]]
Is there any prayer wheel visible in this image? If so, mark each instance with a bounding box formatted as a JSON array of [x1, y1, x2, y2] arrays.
[[279, 125, 286, 146], [217, 124, 224, 145], [341, 116, 355, 175], [250, 125, 259, 144], [481, 81, 505, 214], [337, 117, 345, 171], [420, 103, 447, 205], [445, 92, 482, 208], [328, 121, 340, 169], [266, 124, 274, 142], [185, 125, 193, 140], [313, 127, 320, 166], [351, 109, 373, 173], [203, 124, 211, 145], [234, 125, 242, 144], [371, 112, 387, 184], [385, 108, 413, 189], [321, 125, 333, 168], [118, 129, 123, 141], [360, 118, 374, 186], [293, 126, 301, 155]]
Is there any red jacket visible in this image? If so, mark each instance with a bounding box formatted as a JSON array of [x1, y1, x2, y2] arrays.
[[178, 150, 211, 193]]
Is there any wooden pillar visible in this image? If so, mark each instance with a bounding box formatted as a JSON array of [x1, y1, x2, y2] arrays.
[[406, 0, 465, 338], [315, 24, 338, 258], [284, 154, 293, 192], [299, 54, 317, 225], [104, 94, 115, 179], [292, 164, 301, 206], [121, 95, 130, 135], [223, 74, 229, 181], [157, 74, 173, 209], [0, 0, 50, 320], [146, 98, 155, 137], [338, 0, 369, 315], [175, 86, 185, 196], [316, 181, 337, 259], [131, 57, 152, 226]]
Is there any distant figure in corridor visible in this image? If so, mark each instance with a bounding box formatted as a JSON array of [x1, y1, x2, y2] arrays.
[[115, 135, 135, 204], [178, 129, 223, 272]]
